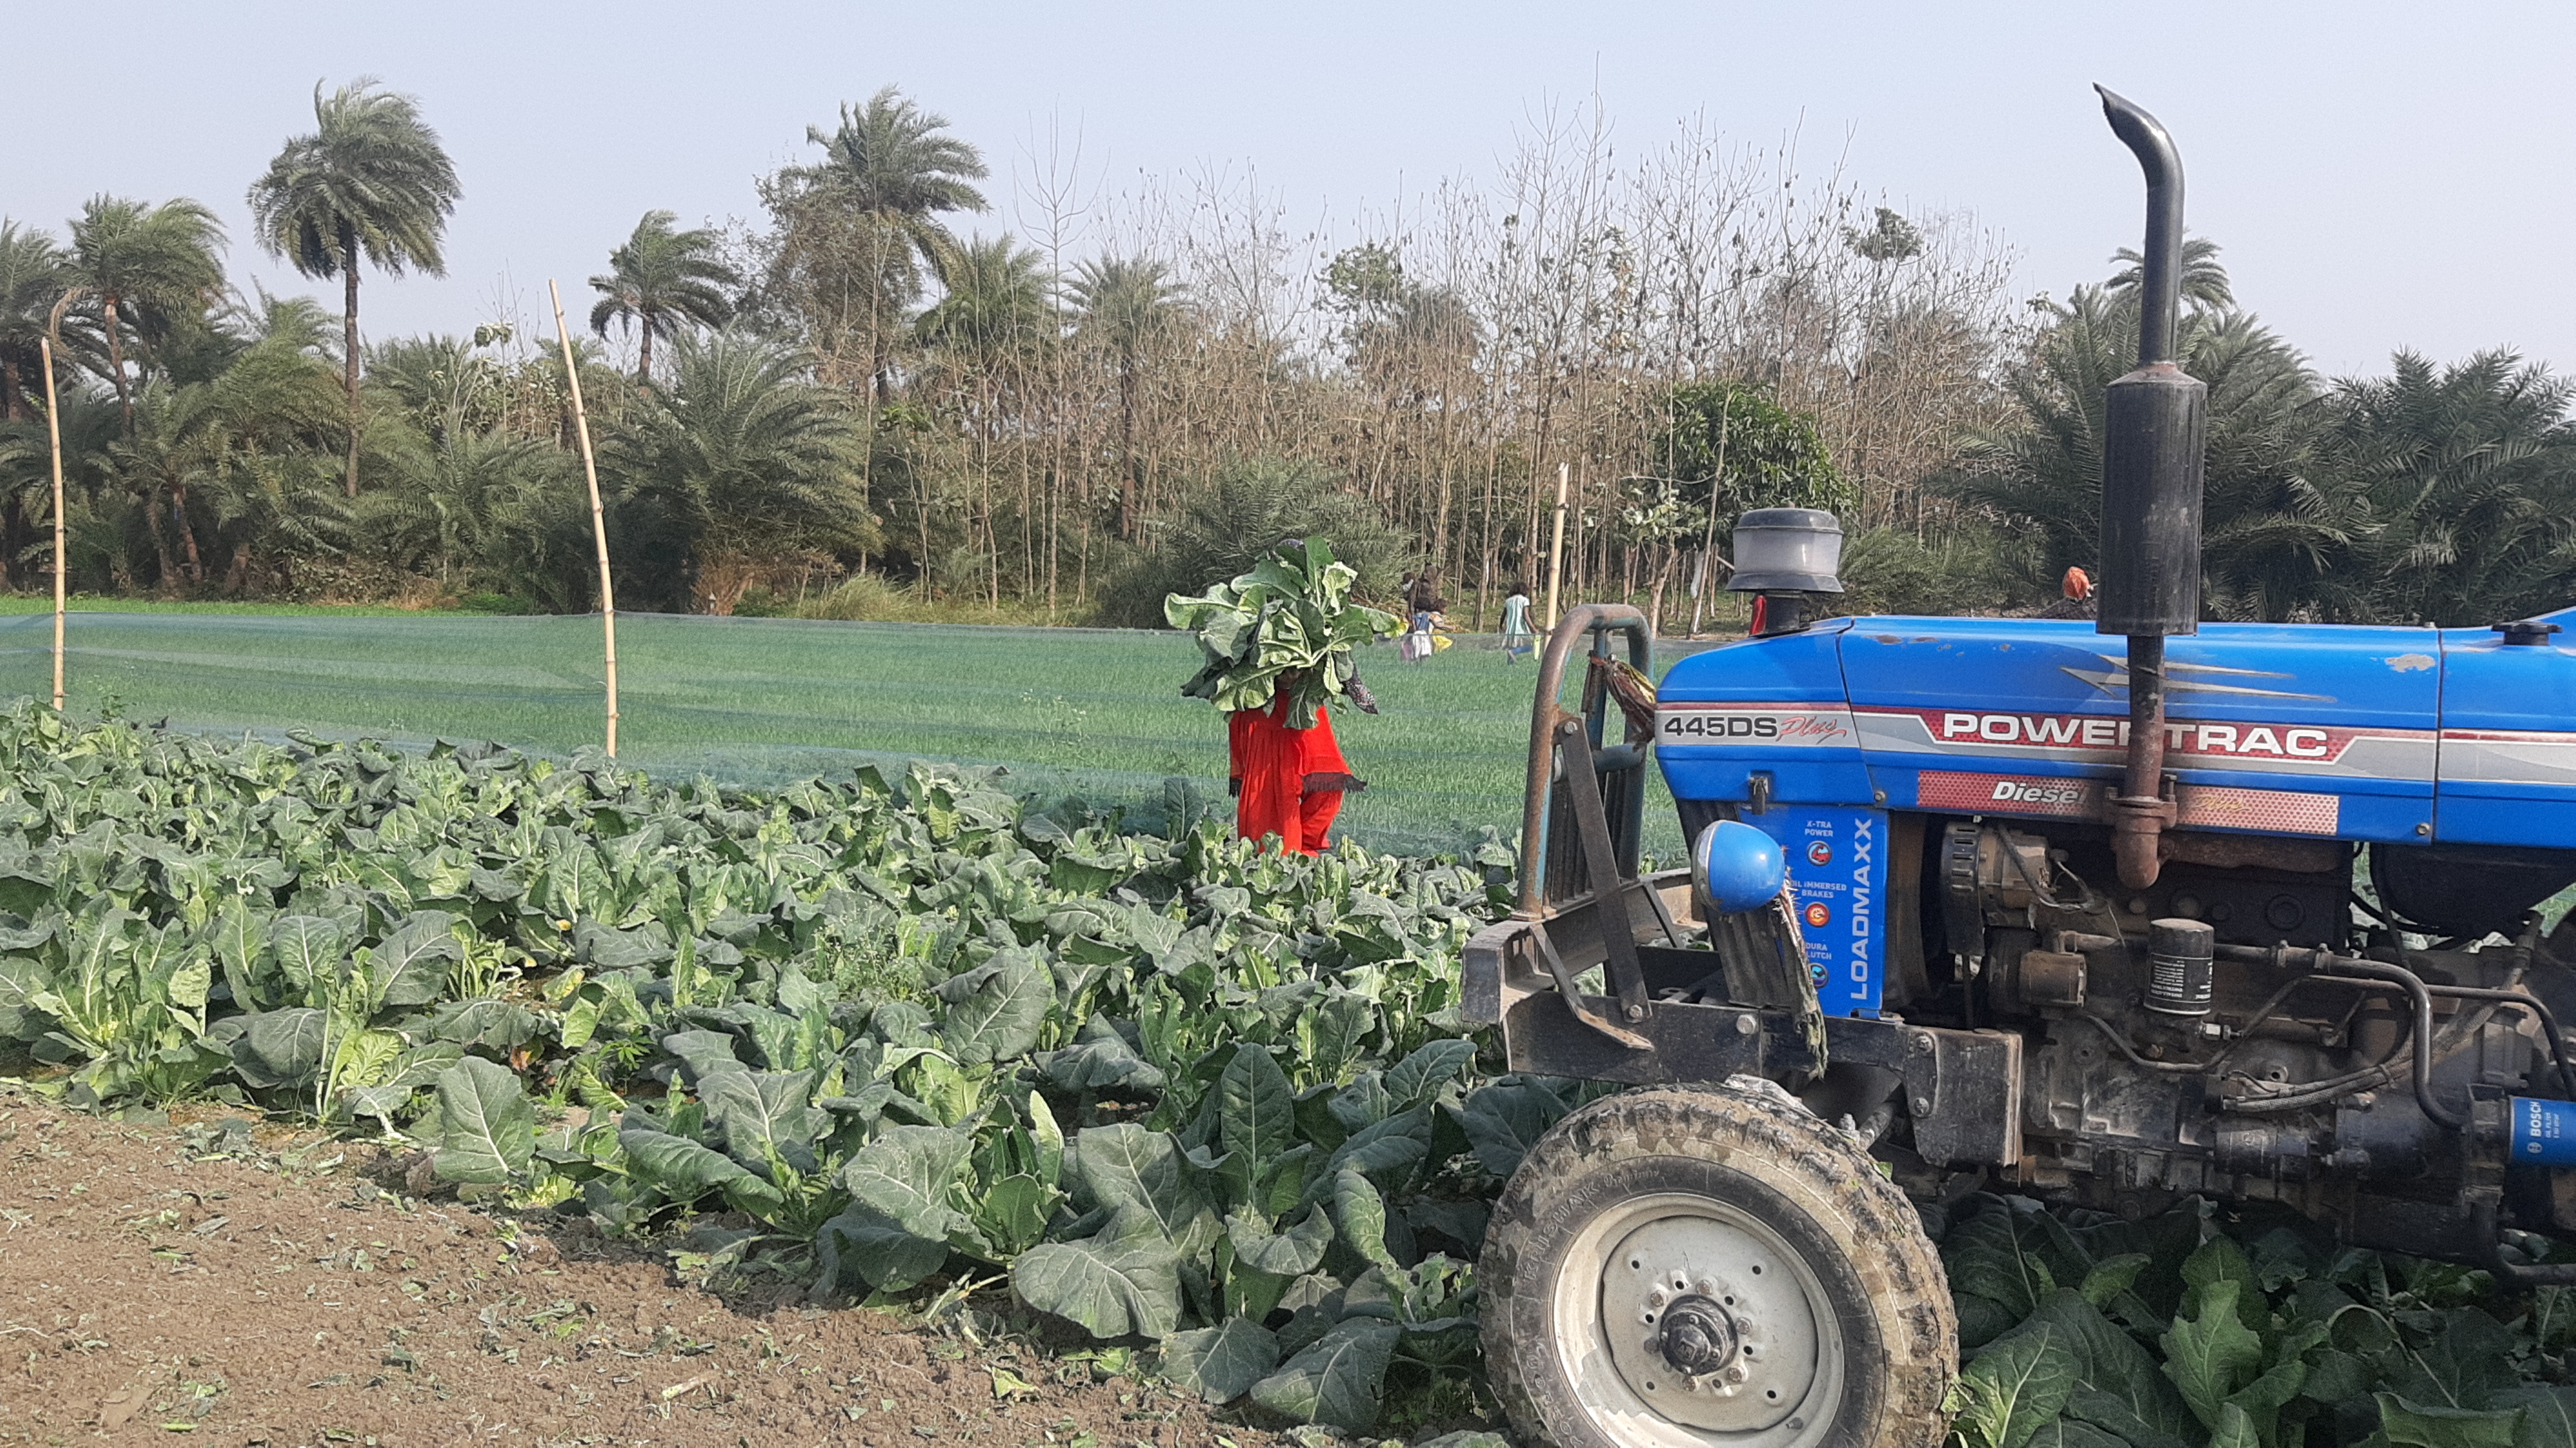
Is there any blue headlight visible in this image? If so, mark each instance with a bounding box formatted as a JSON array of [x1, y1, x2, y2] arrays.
[[1692, 820, 1786, 915]]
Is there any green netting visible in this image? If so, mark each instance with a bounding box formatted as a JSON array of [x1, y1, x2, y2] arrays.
[[0, 609, 1708, 859]]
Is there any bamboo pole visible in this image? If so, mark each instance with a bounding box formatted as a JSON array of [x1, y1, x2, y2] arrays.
[[547, 281, 619, 757], [39, 337, 65, 712], [1542, 462, 1570, 628]]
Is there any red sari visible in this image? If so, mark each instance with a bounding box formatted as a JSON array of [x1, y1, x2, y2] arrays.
[[1229, 694, 1360, 855]]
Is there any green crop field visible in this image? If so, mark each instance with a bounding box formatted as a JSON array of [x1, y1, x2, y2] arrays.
[[0, 595, 474, 617], [0, 608, 1715, 856]]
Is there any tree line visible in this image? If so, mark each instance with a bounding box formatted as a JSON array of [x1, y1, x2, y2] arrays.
[[1, 80, 2569, 629]]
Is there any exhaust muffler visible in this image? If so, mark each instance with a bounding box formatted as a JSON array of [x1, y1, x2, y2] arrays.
[[2095, 86, 2208, 889]]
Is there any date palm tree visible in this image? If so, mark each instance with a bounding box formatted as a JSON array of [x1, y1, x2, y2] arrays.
[[2325, 350, 2576, 627], [766, 86, 988, 400], [65, 197, 226, 433], [2108, 235, 2235, 312], [0, 221, 92, 421], [1944, 279, 2347, 622], [105, 301, 342, 589], [913, 235, 1053, 359], [602, 328, 874, 609], [247, 77, 461, 497], [790, 87, 988, 281], [589, 211, 739, 386], [909, 235, 1055, 588]]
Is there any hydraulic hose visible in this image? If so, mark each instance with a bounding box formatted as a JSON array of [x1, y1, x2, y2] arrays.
[[2208, 939, 2576, 1108], [2199, 949, 2468, 1129], [2312, 957, 2462, 1130]]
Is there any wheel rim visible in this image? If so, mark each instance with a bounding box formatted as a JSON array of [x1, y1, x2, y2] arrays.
[[1550, 1190, 1846, 1448]]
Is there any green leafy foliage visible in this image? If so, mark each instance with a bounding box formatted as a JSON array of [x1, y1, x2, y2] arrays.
[[1654, 379, 1858, 519], [1249, 1317, 1403, 1432], [1955, 1322, 2079, 1448], [1165, 539, 1402, 726], [1011, 1206, 1186, 1339], [430, 1056, 532, 1183], [1942, 1192, 2576, 1448], [2164, 1279, 2267, 1430], [1159, 1316, 1283, 1404], [0, 704, 1504, 1429], [18, 702, 2576, 1439]]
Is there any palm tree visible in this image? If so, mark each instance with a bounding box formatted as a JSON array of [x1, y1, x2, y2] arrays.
[[110, 308, 343, 588], [589, 211, 739, 385], [365, 422, 570, 587], [2108, 236, 2235, 313], [1066, 256, 1186, 538], [247, 77, 461, 497], [790, 87, 988, 277], [1096, 457, 1414, 626], [1943, 277, 2346, 621], [64, 197, 226, 432], [2324, 350, 2576, 626], [766, 86, 989, 400], [367, 333, 506, 442], [0, 387, 119, 589], [601, 328, 875, 610], [0, 221, 90, 421], [909, 235, 1056, 589], [912, 235, 1053, 358]]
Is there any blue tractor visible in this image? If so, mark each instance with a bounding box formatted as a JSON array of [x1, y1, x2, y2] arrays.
[[1467, 90, 2576, 1448]]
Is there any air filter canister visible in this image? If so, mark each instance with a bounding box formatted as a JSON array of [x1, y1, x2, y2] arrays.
[[2145, 918, 2215, 1016], [2512, 1097, 2576, 1167]]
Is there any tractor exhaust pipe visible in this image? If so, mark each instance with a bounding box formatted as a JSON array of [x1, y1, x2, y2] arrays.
[[2095, 86, 2207, 890]]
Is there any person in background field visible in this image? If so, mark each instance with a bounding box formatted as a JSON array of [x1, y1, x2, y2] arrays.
[[1404, 569, 1445, 619], [2038, 565, 2097, 620], [1400, 568, 1446, 665], [1401, 608, 1434, 663], [1501, 584, 1535, 663]]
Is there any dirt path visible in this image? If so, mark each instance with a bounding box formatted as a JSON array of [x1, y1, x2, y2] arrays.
[[0, 1090, 1295, 1448]]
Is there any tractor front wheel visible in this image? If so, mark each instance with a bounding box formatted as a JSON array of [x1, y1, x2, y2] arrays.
[[1480, 1083, 1955, 1448]]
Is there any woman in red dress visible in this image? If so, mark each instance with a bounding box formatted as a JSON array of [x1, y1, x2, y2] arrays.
[[1170, 538, 1391, 856], [1228, 681, 1366, 854]]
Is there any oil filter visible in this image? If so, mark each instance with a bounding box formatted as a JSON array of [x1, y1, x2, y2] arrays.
[[2145, 917, 2214, 1016], [2512, 1097, 2576, 1166]]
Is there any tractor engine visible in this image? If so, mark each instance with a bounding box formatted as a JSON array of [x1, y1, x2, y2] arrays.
[[1922, 814, 2576, 1253]]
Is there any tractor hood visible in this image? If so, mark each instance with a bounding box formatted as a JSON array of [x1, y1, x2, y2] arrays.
[[1655, 606, 2576, 850]]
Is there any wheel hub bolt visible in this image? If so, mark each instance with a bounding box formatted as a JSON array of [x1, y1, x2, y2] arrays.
[[1651, 1294, 1739, 1376]]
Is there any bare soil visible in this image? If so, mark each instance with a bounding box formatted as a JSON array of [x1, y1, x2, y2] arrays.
[[0, 1090, 1297, 1448]]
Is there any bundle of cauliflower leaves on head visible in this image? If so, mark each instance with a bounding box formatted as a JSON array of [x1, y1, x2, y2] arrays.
[[1166, 540, 1402, 728]]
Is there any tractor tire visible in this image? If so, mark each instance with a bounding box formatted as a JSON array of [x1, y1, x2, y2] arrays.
[[1480, 1083, 1956, 1448]]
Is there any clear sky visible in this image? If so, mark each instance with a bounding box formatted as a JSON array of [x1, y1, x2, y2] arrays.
[[14, 0, 2571, 379]]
